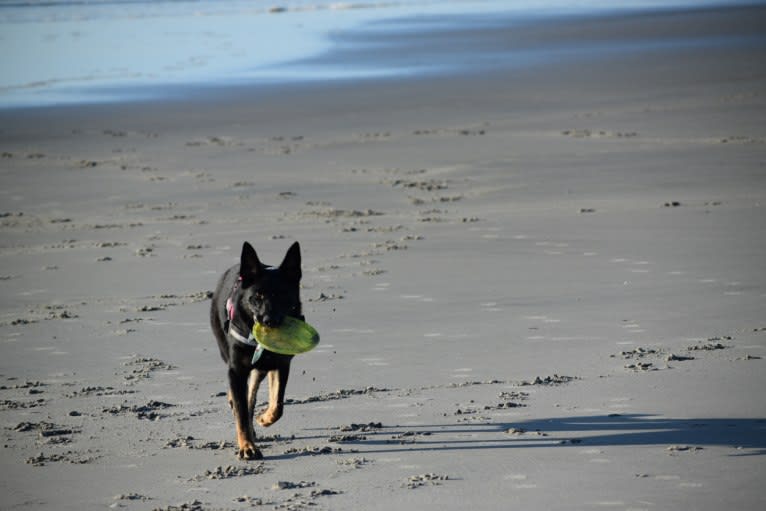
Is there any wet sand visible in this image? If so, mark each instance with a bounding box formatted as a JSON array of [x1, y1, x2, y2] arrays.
[[1, 5, 765, 511]]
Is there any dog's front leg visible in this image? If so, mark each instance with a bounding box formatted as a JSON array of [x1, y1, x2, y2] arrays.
[[247, 369, 267, 435], [228, 368, 263, 460], [256, 364, 290, 427]]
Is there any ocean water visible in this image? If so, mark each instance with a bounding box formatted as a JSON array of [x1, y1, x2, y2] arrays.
[[0, 0, 751, 107]]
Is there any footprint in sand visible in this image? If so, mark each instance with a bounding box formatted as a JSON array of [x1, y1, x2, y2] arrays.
[[536, 241, 569, 255], [481, 229, 502, 240], [589, 500, 628, 507], [524, 315, 561, 324], [648, 474, 680, 481], [608, 397, 632, 410], [629, 262, 651, 272], [332, 328, 375, 335], [400, 294, 434, 303], [480, 301, 502, 312], [361, 358, 389, 367], [504, 473, 537, 489], [621, 322, 645, 334], [451, 367, 473, 378]]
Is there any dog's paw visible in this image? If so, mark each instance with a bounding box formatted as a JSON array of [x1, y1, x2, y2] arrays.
[[237, 442, 263, 460], [256, 408, 282, 427]]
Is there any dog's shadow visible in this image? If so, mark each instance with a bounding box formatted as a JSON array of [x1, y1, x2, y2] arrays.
[[271, 414, 766, 460]]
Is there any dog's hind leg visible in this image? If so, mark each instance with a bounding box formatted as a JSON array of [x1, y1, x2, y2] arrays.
[[256, 364, 290, 427]]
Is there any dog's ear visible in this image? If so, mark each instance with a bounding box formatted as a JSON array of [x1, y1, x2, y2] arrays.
[[240, 241, 263, 278], [279, 241, 302, 282]]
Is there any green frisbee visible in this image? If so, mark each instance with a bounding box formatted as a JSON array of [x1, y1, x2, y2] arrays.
[[252, 317, 320, 355]]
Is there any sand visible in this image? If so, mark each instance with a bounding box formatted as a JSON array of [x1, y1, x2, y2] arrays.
[[1, 5, 766, 511]]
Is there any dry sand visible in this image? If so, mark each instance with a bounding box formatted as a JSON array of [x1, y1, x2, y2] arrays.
[[1, 6, 765, 511]]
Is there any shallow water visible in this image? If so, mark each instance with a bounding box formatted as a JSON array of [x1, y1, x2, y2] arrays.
[[0, 0, 752, 107]]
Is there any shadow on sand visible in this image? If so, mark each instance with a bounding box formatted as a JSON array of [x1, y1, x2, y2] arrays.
[[273, 414, 766, 459]]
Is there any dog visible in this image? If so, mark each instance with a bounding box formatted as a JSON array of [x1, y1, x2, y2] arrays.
[[210, 241, 303, 460]]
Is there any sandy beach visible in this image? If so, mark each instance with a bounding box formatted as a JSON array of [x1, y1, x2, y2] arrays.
[[1, 4, 766, 510]]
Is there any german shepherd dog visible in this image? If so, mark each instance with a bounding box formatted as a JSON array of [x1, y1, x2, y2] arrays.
[[210, 241, 303, 460]]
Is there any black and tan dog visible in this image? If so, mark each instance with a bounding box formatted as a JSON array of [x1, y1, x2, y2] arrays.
[[210, 241, 303, 460]]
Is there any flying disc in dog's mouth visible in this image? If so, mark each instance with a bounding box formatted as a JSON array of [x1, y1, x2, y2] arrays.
[[252, 317, 319, 355]]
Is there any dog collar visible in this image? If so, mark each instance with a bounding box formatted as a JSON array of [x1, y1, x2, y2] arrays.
[[226, 317, 256, 345]]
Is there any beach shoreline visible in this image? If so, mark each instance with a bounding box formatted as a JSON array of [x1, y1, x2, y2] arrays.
[[1, 1, 763, 109], [1, 4, 765, 510]]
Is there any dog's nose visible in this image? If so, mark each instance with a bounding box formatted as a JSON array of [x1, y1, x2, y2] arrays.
[[262, 315, 281, 328]]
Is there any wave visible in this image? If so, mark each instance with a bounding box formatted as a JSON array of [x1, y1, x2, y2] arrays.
[[0, 0, 457, 23]]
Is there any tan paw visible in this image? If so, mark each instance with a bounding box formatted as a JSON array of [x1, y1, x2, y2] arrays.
[[256, 408, 282, 427], [237, 441, 263, 460]]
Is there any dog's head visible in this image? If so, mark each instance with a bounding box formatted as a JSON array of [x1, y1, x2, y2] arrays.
[[238, 241, 303, 328]]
